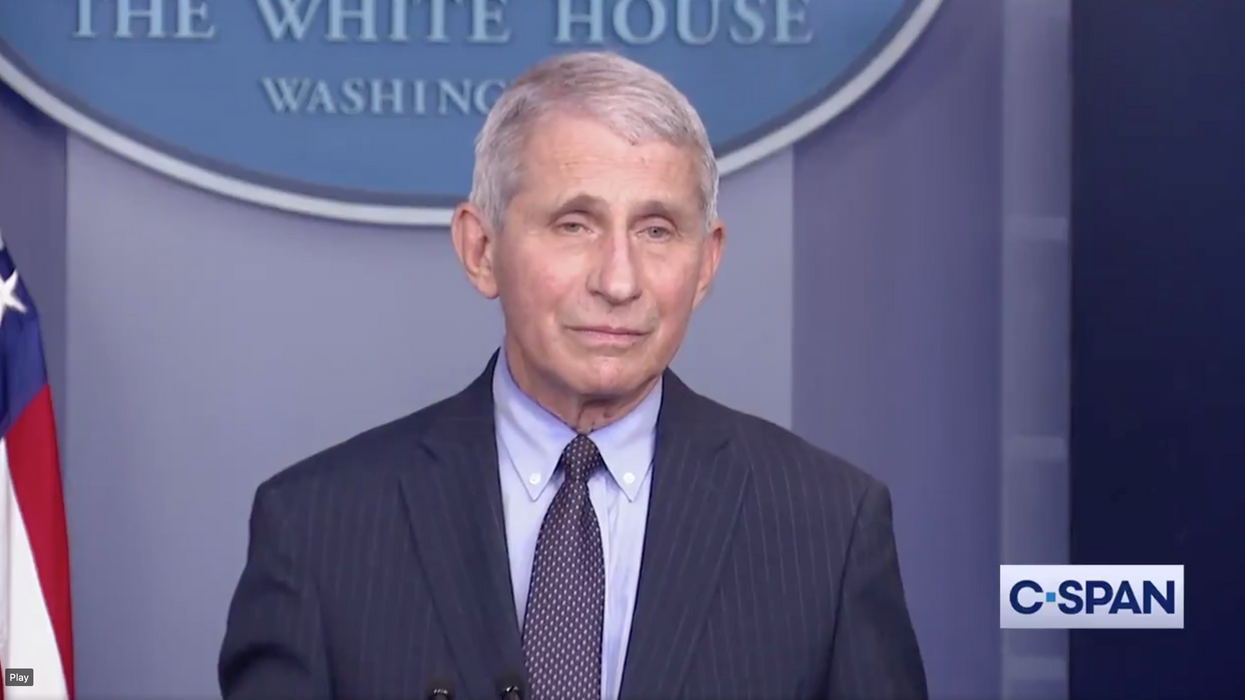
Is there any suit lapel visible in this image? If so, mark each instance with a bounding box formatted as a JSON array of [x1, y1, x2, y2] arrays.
[[619, 372, 751, 700], [397, 353, 525, 699]]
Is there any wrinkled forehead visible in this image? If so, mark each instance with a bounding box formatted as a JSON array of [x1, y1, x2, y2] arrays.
[[508, 114, 708, 219]]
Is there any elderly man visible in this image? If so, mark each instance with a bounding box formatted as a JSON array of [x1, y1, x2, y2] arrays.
[[219, 51, 926, 700]]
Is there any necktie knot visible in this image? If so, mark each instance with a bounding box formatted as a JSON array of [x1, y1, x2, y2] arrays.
[[559, 433, 602, 485]]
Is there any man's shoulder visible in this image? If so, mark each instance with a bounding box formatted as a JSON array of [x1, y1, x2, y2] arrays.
[[693, 390, 885, 500], [255, 390, 464, 501]]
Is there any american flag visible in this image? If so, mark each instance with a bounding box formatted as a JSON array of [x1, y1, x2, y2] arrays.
[[0, 231, 74, 699]]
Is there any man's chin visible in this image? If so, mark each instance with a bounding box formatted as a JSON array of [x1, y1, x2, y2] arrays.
[[566, 365, 658, 402]]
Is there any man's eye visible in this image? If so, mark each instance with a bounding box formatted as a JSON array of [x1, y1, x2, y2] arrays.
[[643, 226, 673, 239], [558, 222, 587, 234]]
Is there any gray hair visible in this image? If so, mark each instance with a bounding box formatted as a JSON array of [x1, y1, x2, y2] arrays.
[[469, 51, 719, 232]]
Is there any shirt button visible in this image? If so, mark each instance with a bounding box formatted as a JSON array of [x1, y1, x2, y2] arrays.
[[529, 473, 541, 485], [623, 472, 636, 485]]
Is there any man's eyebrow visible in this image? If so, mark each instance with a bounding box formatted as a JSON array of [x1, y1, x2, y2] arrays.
[[549, 193, 609, 218], [632, 199, 687, 224]]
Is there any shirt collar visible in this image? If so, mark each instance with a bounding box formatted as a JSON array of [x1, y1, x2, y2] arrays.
[[493, 345, 661, 502]]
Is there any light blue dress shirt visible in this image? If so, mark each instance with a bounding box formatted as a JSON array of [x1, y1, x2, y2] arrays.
[[492, 347, 659, 700]]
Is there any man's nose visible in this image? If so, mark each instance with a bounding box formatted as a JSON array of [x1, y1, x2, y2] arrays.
[[589, 229, 642, 304]]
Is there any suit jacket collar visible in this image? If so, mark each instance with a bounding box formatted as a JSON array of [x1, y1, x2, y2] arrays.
[[398, 352, 751, 699], [619, 366, 751, 699], [398, 353, 520, 699]]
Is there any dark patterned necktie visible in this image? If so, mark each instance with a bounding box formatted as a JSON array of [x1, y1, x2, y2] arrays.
[[521, 433, 606, 700]]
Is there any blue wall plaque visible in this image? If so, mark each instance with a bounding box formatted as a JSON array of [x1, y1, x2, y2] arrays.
[[0, 0, 941, 224]]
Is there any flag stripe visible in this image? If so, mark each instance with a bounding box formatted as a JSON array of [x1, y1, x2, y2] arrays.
[[3, 388, 73, 699], [2, 433, 70, 700]]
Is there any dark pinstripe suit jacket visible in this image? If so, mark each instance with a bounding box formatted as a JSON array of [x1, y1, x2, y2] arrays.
[[219, 355, 927, 700]]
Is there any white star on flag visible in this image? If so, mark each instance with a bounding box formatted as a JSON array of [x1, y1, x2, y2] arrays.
[[0, 269, 27, 327], [0, 227, 28, 326]]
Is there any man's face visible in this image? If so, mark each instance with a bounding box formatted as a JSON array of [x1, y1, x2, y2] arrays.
[[458, 113, 725, 406]]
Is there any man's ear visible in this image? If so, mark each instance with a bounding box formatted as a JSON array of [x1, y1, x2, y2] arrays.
[[450, 202, 499, 299], [692, 219, 726, 308]]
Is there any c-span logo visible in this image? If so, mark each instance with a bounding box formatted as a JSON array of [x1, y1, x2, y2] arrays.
[[1000, 565, 1184, 630], [0, 0, 941, 225]]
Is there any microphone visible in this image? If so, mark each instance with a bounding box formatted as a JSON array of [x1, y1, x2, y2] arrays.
[[495, 671, 526, 700], [425, 677, 455, 700]]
